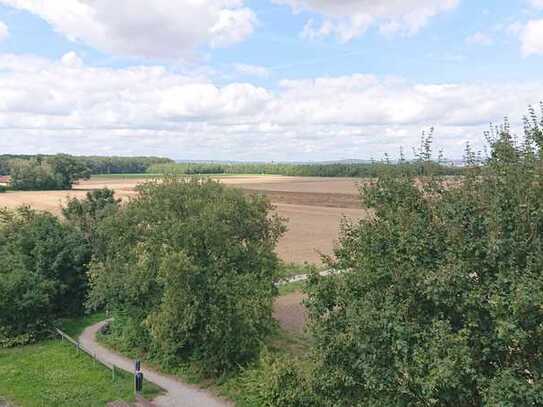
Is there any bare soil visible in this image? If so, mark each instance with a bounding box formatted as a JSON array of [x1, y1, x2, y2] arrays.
[[0, 175, 366, 264], [273, 292, 307, 334]]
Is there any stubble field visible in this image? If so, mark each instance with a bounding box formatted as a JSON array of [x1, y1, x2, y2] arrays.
[[0, 175, 367, 265]]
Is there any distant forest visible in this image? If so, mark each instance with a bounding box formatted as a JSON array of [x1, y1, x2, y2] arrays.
[[0, 154, 464, 178], [0, 155, 174, 176], [148, 161, 464, 178]]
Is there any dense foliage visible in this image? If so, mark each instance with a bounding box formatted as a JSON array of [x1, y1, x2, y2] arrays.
[[0, 154, 173, 176], [0, 207, 90, 347], [9, 154, 90, 190], [275, 110, 543, 406], [87, 178, 285, 374], [148, 160, 463, 178], [63, 188, 121, 249]]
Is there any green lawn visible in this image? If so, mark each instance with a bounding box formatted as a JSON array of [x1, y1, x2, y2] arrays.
[[90, 173, 275, 180], [91, 173, 163, 179], [0, 314, 161, 407]]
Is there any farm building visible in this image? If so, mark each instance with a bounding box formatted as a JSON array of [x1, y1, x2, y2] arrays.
[[0, 175, 11, 185]]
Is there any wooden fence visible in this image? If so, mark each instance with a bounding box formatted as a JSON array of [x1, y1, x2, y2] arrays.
[[54, 328, 156, 405], [54, 328, 117, 381]]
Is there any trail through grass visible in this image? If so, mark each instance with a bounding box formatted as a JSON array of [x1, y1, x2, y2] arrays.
[[0, 314, 161, 406]]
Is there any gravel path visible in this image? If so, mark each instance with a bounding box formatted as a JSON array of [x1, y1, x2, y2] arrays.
[[79, 320, 231, 407]]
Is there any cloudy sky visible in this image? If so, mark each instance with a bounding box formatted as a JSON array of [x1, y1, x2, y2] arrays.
[[0, 0, 541, 161]]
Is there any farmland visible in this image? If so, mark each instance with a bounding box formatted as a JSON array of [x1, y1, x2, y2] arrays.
[[0, 174, 366, 264]]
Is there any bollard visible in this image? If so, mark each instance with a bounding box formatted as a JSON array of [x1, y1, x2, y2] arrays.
[[134, 360, 143, 394], [135, 371, 144, 394]]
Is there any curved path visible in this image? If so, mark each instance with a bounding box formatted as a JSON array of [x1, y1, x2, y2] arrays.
[[79, 320, 231, 407]]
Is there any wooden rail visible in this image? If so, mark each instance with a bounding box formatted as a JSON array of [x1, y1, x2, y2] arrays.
[[54, 328, 117, 381], [55, 327, 155, 405]]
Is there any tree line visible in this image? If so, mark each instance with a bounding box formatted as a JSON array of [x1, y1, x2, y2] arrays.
[[0, 154, 173, 176], [148, 160, 464, 178], [0, 154, 173, 191], [1, 106, 542, 405]]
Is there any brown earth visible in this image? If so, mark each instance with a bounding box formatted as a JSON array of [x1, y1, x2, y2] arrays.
[[273, 292, 307, 334], [0, 175, 366, 264]]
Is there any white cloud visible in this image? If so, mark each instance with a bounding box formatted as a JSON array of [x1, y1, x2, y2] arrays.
[[519, 20, 543, 56], [274, 0, 459, 41], [60, 51, 83, 67], [0, 53, 542, 160], [529, 0, 543, 8], [234, 63, 270, 78], [0, 0, 256, 58], [0, 21, 8, 42], [465, 32, 493, 46]]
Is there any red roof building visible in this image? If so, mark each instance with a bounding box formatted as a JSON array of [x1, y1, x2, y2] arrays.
[[0, 175, 11, 184]]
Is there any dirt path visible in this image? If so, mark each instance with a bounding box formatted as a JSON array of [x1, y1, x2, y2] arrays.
[[273, 292, 306, 334], [79, 320, 231, 407]]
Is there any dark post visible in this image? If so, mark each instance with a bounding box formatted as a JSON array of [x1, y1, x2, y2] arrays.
[[134, 360, 143, 394]]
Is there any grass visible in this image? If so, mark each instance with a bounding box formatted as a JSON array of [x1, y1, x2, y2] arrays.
[[91, 173, 163, 179], [275, 261, 322, 281], [0, 313, 161, 407], [278, 280, 306, 295], [215, 329, 311, 407], [57, 311, 108, 337], [90, 173, 275, 180]]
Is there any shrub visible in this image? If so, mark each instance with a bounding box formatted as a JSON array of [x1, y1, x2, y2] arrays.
[[0, 207, 90, 346], [0, 185, 6, 193], [87, 177, 286, 374]]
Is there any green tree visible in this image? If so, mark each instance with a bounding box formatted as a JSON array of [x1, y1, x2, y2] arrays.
[[8, 158, 57, 190], [8, 154, 90, 190], [285, 110, 543, 406], [87, 177, 286, 374], [0, 207, 90, 347], [62, 188, 120, 248], [48, 154, 91, 189]]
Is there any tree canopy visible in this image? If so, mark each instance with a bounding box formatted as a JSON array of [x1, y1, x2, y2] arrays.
[[9, 154, 90, 190], [87, 177, 286, 374], [0, 207, 90, 347], [283, 109, 543, 406]]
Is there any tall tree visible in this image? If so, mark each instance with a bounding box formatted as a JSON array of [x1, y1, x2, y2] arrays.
[[0, 207, 90, 347], [87, 178, 286, 374]]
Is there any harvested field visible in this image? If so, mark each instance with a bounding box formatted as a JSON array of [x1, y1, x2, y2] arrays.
[[0, 175, 366, 264]]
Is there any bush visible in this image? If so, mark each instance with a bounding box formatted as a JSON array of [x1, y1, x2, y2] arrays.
[[9, 154, 90, 191], [291, 108, 543, 406], [87, 177, 286, 374], [0, 207, 90, 346], [0, 185, 6, 193]]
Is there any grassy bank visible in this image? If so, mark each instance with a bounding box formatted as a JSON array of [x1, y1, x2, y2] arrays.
[[0, 314, 161, 406]]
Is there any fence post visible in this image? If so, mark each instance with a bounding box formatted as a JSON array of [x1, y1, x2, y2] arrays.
[[112, 365, 116, 382]]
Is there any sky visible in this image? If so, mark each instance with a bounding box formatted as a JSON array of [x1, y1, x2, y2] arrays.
[[0, 0, 542, 161]]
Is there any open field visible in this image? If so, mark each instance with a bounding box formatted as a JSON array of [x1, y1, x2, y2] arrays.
[[0, 175, 366, 264]]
